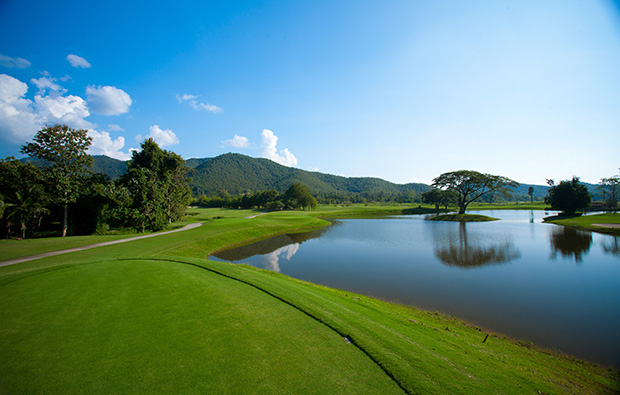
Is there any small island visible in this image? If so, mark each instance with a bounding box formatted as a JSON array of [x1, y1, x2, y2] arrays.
[[428, 213, 498, 222]]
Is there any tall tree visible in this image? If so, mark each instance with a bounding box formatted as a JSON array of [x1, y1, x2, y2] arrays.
[[527, 186, 534, 203], [598, 170, 619, 212], [119, 139, 191, 232], [432, 170, 518, 214], [21, 125, 93, 237], [545, 177, 591, 215], [0, 157, 48, 238], [5, 185, 50, 239]]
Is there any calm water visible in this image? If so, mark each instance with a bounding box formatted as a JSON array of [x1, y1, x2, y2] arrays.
[[212, 210, 620, 367]]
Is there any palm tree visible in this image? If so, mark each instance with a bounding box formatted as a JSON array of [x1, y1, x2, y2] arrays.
[[5, 186, 50, 239]]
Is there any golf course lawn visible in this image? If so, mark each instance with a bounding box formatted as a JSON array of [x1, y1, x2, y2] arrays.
[[544, 212, 620, 235], [1, 207, 618, 394], [0, 259, 401, 394]]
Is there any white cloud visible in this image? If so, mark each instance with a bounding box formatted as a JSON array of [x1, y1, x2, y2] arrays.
[[0, 74, 40, 142], [88, 129, 131, 160], [195, 102, 222, 112], [176, 92, 222, 113], [107, 123, 124, 132], [86, 85, 132, 115], [176, 93, 197, 102], [31, 75, 64, 93], [260, 129, 298, 167], [34, 93, 93, 129], [66, 54, 91, 68], [0, 54, 31, 69], [0, 74, 98, 144], [139, 125, 179, 147], [223, 134, 249, 148]]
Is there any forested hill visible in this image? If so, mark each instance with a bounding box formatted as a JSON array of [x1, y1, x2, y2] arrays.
[[188, 153, 431, 197], [20, 153, 600, 200]]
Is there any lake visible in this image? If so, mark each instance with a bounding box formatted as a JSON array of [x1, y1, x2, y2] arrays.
[[211, 210, 620, 367]]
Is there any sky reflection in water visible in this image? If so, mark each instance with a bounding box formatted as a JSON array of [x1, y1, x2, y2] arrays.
[[212, 210, 620, 367]]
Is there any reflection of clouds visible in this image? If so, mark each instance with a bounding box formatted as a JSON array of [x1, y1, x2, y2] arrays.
[[260, 244, 300, 272]]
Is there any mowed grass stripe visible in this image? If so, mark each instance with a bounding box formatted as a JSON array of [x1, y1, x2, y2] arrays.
[[0, 259, 404, 394]]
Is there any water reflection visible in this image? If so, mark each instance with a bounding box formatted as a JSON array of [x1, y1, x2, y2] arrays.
[[261, 244, 299, 272], [433, 222, 521, 268], [211, 226, 329, 271], [600, 235, 620, 257], [549, 227, 592, 263]]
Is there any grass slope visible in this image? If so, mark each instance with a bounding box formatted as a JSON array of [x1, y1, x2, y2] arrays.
[[0, 260, 401, 394], [1, 207, 618, 394], [544, 213, 620, 235]]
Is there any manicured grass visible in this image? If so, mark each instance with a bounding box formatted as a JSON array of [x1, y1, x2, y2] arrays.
[[0, 233, 137, 262], [466, 202, 547, 210], [544, 213, 620, 235], [1, 207, 618, 394], [428, 213, 499, 222], [0, 259, 401, 394]]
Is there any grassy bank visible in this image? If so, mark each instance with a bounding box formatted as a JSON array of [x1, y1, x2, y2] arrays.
[[544, 213, 620, 235], [1, 207, 618, 394]]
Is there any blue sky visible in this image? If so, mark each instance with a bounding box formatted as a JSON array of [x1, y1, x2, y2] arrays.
[[1, 0, 619, 185]]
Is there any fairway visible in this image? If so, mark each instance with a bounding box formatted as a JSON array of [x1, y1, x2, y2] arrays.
[[0, 259, 402, 394], [0, 208, 618, 394]]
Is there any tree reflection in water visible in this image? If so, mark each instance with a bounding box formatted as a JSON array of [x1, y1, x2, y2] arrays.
[[601, 236, 620, 257], [434, 222, 520, 268], [549, 226, 592, 263]]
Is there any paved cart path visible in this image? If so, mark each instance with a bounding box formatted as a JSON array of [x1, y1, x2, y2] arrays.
[[0, 222, 203, 267]]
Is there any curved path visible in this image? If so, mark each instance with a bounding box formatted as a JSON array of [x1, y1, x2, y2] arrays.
[[0, 222, 203, 267]]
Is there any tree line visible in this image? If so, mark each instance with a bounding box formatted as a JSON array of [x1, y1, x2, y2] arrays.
[[0, 125, 192, 238], [194, 183, 318, 211], [1, 125, 616, 239], [425, 169, 619, 215]]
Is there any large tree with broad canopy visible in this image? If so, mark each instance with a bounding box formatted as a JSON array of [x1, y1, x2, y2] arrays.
[[20, 125, 93, 237], [432, 170, 519, 214]]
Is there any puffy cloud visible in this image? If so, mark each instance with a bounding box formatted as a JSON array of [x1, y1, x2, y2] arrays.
[[139, 125, 179, 147], [223, 134, 249, 148], [177, 92, 222, 113], [0, 74, 98, 144], [0, 74, 40, 142], [260, 129, 298, 167], [66, 54, 91, 68], [88, 129, 131, 160], [86, 85, 132, 115], [0, 54, 31, 69], [31, 75, 64, 93], [34, 93, 93, 129]]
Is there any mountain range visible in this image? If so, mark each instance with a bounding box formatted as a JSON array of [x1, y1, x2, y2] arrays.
[[22, 153, 601, 201]]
